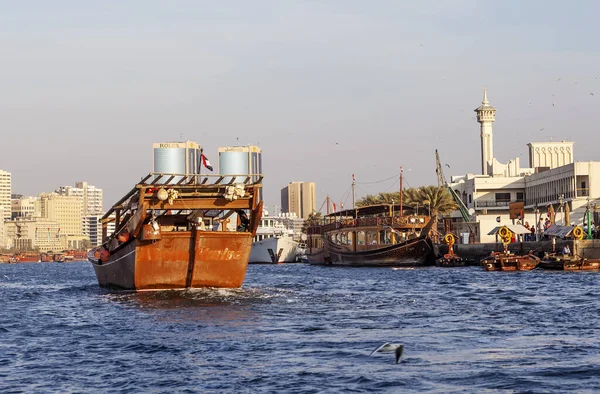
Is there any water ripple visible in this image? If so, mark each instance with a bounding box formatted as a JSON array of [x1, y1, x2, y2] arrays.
[[0, 262, 599, 392]]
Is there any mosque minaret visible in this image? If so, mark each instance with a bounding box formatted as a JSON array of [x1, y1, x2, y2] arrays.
[[474, 88, 496, 176]]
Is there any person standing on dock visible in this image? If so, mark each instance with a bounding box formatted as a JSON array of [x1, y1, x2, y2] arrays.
[[537, 218, 544, 241]]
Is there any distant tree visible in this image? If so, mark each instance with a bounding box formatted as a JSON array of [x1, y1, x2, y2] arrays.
[[356, 186, 457, 218], [81, 239, 92, 251], [302, 212, 323, 233]]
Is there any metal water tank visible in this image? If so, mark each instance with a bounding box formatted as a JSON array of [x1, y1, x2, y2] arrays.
[[152, 141, 201, 184]]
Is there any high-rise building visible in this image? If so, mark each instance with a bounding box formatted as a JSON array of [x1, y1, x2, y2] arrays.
[[0, 170, 11, 247], [281, 181, 316, 219], [56, 181, 103, 216], [56, 181, 103, 243], [85, 215, 103, 247], [38, 193, 83, 237], [75, 181, 103, 215], [218, 145, 263, 200]]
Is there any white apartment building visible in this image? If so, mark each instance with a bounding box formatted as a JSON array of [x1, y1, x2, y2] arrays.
[[448, 90, 600, 242], [85, 215, 103, 247], [11, 195, 39, 219], [0, 170, 11, 248]]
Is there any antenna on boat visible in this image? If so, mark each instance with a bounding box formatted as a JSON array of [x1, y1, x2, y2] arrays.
[[399, 167, 403, 217]]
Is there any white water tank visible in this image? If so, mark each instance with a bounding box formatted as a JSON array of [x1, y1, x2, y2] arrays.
[[153, 141, 201, 184]]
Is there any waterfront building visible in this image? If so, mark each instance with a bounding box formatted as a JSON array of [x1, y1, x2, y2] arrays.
[[4, 218, 63, 252], [85, 215, 103, 247], [448, 89, 599, 243], [281, 181, 316, 219], [0, 170, 11, 248], [56, 181, 103, 244], [38, 192, 83, 238], [11, 195, 39, 219]]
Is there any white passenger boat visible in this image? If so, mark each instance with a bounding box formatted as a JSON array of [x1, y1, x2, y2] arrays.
[[249, 210, 302, 263]]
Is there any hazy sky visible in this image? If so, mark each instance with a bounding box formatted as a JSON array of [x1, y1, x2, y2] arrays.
[[2, 1, 600, 212]]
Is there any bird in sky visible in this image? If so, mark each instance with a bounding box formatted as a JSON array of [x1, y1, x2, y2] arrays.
[[590, 93, 595, 96], [557, 78, 561, 82], [445, 164, 451, 168]]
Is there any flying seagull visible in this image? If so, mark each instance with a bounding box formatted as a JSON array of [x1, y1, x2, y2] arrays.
[[370, 343, 404, 364], [590, 93, 595, 96]]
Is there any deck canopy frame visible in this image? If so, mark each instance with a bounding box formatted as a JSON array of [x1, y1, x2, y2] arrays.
[[99, 172, 263, 243]]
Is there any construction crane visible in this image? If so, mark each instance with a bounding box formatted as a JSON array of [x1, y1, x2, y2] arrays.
[[435, 149, 473, 224]]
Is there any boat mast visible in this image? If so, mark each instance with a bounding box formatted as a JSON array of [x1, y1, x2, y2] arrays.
[[399, 166, 403, 217], [352, 174, 356, 209], [326, 195, 330, 215]]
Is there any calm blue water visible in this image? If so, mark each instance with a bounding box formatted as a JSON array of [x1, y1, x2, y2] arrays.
[[1, 262, 599, 393]]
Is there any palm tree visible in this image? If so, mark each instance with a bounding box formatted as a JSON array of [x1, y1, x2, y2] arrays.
[[404, 186, 457, 218], [356, 186, 457, 218], [302, 212, 323, 233]]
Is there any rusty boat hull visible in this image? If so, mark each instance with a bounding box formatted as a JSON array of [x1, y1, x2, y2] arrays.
[[481, 253, 540, 271], [91, 230, 252, 291], [89, 170, 263, 292], [539, 255, 600, 271]]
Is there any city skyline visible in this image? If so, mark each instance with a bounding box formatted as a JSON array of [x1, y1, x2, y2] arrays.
[[3, 1, 600, 209]]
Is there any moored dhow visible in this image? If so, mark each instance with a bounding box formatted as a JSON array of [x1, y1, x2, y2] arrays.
[[306, 204, 434, 267], [88, 172, 263, 291]]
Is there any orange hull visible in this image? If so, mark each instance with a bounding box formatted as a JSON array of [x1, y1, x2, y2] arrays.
[[91, 229, 252, 291], [15, 254, 41, 262]]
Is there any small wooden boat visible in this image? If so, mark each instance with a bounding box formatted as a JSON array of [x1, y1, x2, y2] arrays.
[[481, 251, 540, 271], [435, 233, 468, 267], [481, 226, 539, 271], [539, 254, 600, 271]]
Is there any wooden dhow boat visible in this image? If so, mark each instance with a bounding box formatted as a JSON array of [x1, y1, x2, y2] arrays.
[[306, 204, 434, 267], [88, 172, 263, 291], [481, 226, 539, 271]]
